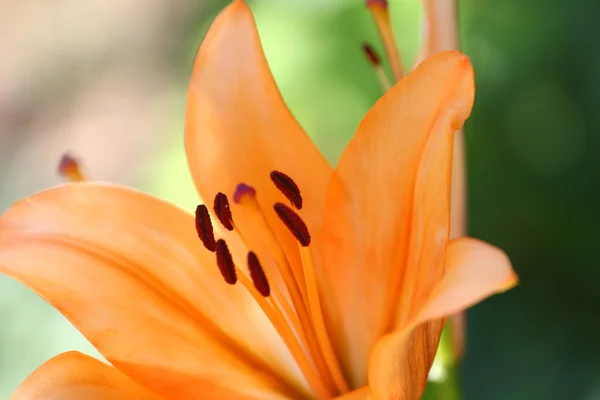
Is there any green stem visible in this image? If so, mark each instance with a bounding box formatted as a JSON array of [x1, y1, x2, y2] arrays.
[[434, 326, 464, 400], [436, 362, 462, 400]]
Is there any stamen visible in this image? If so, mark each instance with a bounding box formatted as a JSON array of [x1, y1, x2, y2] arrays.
[[247, 251, 271, 297], [58, 153, 85, 182], [213, 192, 234, 231], [273, 203, 311, 247], [224, 256, 332, 399], [227, 223, 326, 391], [362, 42, 380, 65], [366, 0, 388, 6], [195, 205, 216, 252], [227, 186, 309, 303], [299, 245, 351, 393], [270, 170, 303, 210], [230, 185, 310, 312], [366, 0, 404, 81], [231, 186, 338, 393], [233, 183, 257, 204], [235, 275, 331, 400], [362, 43, 392, 91], [215, 239, 237, 284]]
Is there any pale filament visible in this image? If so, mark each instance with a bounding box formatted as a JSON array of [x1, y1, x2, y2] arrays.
[[367, 1, 404, 80], [363, 44, 392, 92], [231, 260, 331, 399], [298, 245, 350, 393], [375, 66, 392, 91], [230, 223, 310, 354]]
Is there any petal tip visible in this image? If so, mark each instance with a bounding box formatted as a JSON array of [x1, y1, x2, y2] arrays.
[[223, 0, 252, 17], [500, 271, 519, 292], [414, 49, 472, 70], [198, 0, 254, 51]]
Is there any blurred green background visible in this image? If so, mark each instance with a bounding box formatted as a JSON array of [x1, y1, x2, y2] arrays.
[[1, 0, 599, 399]]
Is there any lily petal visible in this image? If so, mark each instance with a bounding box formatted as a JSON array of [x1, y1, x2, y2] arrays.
[[367, 237, 517, 399], [0, 183, 307, 400], [11, 351, 167, 400], [320, 51, 474, 385], [367, 320, 444, 400], [185, 0, 332, 284], [415, 237, 518, 323]]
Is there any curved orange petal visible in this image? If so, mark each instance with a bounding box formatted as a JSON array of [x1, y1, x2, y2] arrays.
[[320, 51, 474, 385], [0, 183, 307, 400], [415, 237, 518, 323], [11, 352, 167, 400], [367, 237, 516, 399], [185, 0, 332, 288], [367, 320, 444, 400]]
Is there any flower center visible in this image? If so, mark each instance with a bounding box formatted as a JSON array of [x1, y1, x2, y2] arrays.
[[194, 171, 349, 399], [57, 155, 349, 399]]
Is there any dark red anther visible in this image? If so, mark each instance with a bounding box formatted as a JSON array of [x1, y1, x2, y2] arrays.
[[58, 153, 85, 181], [233, 183, 256, 204], [366, 0, 388, 8], [215, 239, 237, 285], [273, 202, 311, 247], [362, 43, 381, 66], [195, 204, 216, 252], [58, 153, 78, 175], [214, 192, 234, 231], [247, 251, 270, 297], [270, 170, 303, 210]]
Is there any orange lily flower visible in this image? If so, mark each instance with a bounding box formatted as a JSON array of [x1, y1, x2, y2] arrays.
[[0, 1, 517, 399]]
